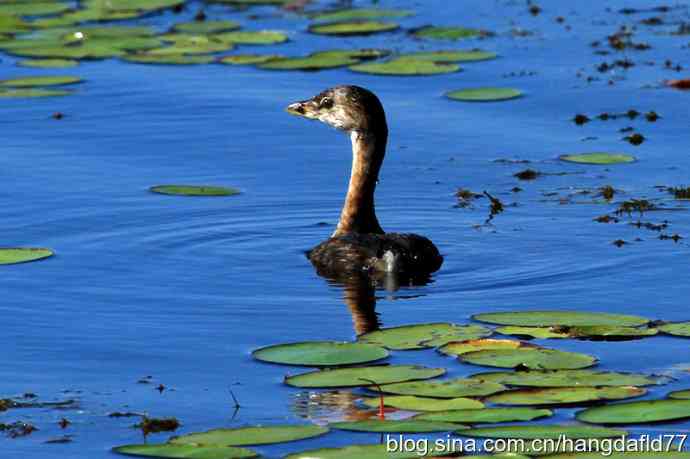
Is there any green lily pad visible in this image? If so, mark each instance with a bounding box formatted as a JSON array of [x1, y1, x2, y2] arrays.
[[285, 444, 451, 459], [329, 419, 463, 433], [446, 87, 523, 102], [149, 185, 239, 196], [470, 370, 670, 387], [496, 326, 570, 339], [284, 365, 445, 388], [0, 2, 71, 17], [219, 54, 282, 65], [0, 14, 31, 33], [0, 76, 82, 88], [113, 444, 257, 458], [215, 31, 288, 45], [259, 49, 387, 71], [3, 32, 164, 59], [82, 0, 184, 13], [172, 20, 240, 34], [486, 386, 646, 406], [380, 378, 507, 398], [0, 88, 72, 98], [439, 339, 532, 356], [497, 325, 657, 340], [545, 453, 690, 459], [669, 389, 690, 399], [252, 341, 388, 366], [17, 59, 79, 68], [460, 348, 597, 370], [559, 153, 636, 165], [405, 50, 497, 62], [413, 26, 482, 40], [459, 424, 627, 439], [472, 311, 649, 327], [309, 21, 399, 36], [358, 323, 492, 350], [361, 395, 484, 411], [577, 399, 690, 424], [0, 248, 54, 265], [33, 9, 143, 28], [123, 54, 215, 65], [207, 0, 286, 4], [151, 34, 234, 55], [415, 407, 553, 424], [350, 57, 460, 75], [310, 8, 413, 22], [658, 322, 690, 337], [171, 425, 328, 447]]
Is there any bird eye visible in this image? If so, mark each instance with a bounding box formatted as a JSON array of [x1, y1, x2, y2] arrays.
[[320, 97, 333, 109]]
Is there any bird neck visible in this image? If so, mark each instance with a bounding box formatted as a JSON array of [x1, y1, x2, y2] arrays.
[[333, 129, 386, 236]]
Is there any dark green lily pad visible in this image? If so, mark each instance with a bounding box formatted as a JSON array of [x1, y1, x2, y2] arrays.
[[152, 34, 234, 55], [358, 323, 492, 350], [215, 31, 288, 45], [310, 8, 413, 23], [360, 395, 484, 411], [123, 54, 215, 65], [170, 425, 328, 447], [380, 378, 506, 398], [446, 87, 523, 102], [82, 0, 184, 13], [113, 443, 258, 458], [559, 153, 636, 165], [0, 76, 82, 88], [439, 339, 531, 356], [172, 20, 240, 34], [496, 326, 570, 339], [487, 386, 646, 406], [285, 444, 451, 459], [405, 50, 497, 62], [413, 26, 481, 40], [658, 322, 690, 337], [473, 311, 649, 327], [309, 21, 399, 36], [459, 424, 627, 439], [284, 365, 445, 388], [497, 325, 658, 340], [460, 348, 597, 370], [252, 341, 388, 366], [350, 57, 460, 75], [329, 419, 463, 433], [0, 248, 54, 265], [470, 370, 670, 387], [259, 49, 387, 71], [0, 2, 71, 17], [33, 9, 143, 28], [546, 453, 690, 459], [17, 59, 79, 68], [415, 407, 553, 424], [0, 88, 72, 98], [577, 399, 690, 424], [669, 389, 690, 399], [149, 185, 239, 196], [0, 14, 31, 33], [219, 54, 282, 65]]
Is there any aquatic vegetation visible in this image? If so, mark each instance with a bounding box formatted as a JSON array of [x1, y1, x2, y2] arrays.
[[412, 26, 483, 40], [0, 76, 82, 87], [213, 30, 288, 45], [134, 417, 179, 435], [123, 54, 215, 65], [497, 325, 658, 341], [219, 54, 282, 65], [113, 443, 258, 458], [669, 389, 690, 399], [486, 386, 646, 406], [358, 322, 492, 350], [308, 21, 399, 36], [259, 49, 387, 71], [439, 338, 526, 356], [17, 58, 79, 68], [559, 153, 636, 164], [576, 399, 690, 424], [350, 57, 460, 75], [0, 248, 54, 265], [171, 20, 240, 34], [170, 425, 329, 446], [309, 8, 414, 23], [329, 419, 463, 433], [658, 321, 690, 337], [284, 444, 450, 459], [473, 310, 649, 327], [459, 347, 598, 370], [415, 407, 553, 423], [251, 341, 389, 366], [360, 394, 484, 411], [149, 185, 240, 196], [460, 424, 627, 439], [446, 87, 523, 102], [379, 378, 506, 398], [284, 365, 445, 388]]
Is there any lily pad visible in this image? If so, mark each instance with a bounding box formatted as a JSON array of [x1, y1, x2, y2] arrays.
[[413, 26, 481, 40], [380, 378, 507, 398], [252, 341, 388, 366], [113, 444, 257, 458], [658, 322, 690, 337], [486, 386, 646, 406], [215, 31, 288, 45], [259, 49, 387, 71], [310, 8, 413, 22], [460, 348, 597, 370], [0, 88, 72, 98], [497, 325, 657, 340], [360, 395, 484, 411], [171, 425, 328, 447], [358, 323, 492, 350], [172, 20, 240, 34], [284, 365, 445, 388], [350, 57, 460, 75], [406, 50, 497, 62], [123, 54, 215, 65], [496, 326, 571, 339], [0, 14, 31, 33], [559, 153, 636, 165], [439, 339, 532, 356], [415, 407, 553, 424], [577, 399, 690, 424], [285, 444, 449, 459], [472, 311, 649, 327], [149, 185, 239, 196], [309, 21, 399, 36], [0, 76, 81, 88], [669, 389, 690, 399], [459, 424, 627, 439], [82, 0, 184, 13], [545, 453, 690, 459], [219, 54, 282, 65], [329, 419, 463, 433], [470, 370, 670, 387], [17, 59, 79, 68], [0, 2, 71, 17], [446, 87, 523, 102], [151, 34, 233, 55], [0, 248, 54, 265]]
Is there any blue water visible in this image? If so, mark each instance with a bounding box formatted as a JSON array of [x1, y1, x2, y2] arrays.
[[2, 0, 690, 457]]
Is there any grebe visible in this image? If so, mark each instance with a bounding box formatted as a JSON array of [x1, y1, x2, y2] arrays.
[[287, 85, 443, 278]]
